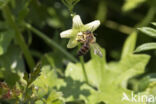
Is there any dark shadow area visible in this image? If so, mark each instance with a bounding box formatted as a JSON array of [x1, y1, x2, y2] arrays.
[[59, 77, 91, 99], [67, 100, 85, 104], [97, 101, 106, 104]]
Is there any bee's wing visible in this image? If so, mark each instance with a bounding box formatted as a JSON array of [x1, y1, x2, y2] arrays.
[[90, 43, 103, 57]]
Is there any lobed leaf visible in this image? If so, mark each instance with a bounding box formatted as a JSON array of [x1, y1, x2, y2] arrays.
[[32, 66, 65, 103], [121, 31, 137, 59], [64, 34, 150, 104]]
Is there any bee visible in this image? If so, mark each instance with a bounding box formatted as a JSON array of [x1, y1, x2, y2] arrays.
[[77, 30, 103, 57]]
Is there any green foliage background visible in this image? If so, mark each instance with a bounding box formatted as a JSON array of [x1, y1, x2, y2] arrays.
[[0, 0, 156, 104]]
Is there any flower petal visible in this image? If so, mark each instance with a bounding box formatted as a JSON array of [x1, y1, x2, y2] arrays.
[[60, 29, 73, 38], [84, 20, 100, 32], [67, 38, 78, 48], [72, 15, 83, 29]]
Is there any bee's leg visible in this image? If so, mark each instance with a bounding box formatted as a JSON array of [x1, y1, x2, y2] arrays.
[[77, 50, 84, 57], [84, 44, 90, 50]]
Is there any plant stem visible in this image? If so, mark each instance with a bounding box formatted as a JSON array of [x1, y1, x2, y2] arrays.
[[136, 6, 155, 27], [24, 23, 78, 63], [2, 6, 35, 71], [78, 45, 88, 83], [80, 56, 88, 83], [104, 20, 134, 35]]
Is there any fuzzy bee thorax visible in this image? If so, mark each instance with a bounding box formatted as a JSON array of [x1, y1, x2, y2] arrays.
[[76, 31, 96, 43]]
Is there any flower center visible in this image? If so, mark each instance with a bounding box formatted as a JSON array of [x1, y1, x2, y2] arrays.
[[76, 32, 85, 43]]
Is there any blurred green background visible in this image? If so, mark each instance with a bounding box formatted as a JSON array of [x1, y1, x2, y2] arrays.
[[0, 0, 156, 103], [19, 0, 156, 72]]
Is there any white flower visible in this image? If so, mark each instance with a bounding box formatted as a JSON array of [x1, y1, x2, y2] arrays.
[[60, 15, 100, 48]]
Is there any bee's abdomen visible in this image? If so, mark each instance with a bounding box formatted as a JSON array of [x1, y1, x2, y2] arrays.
[[78, 44, 90, 56]]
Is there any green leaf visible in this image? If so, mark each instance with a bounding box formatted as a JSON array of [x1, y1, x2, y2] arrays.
[[25, 62, 42, 86], [122, 0, 146, 12], [95, 1, 107, 23], [121, 31, 137, 59], [0, 46, 25, 87], [64, 34, 150, 103], [33, 66, 64, 90], [143, 82, 156, 104], [46, 90, 64, 104], [66, 48, 106, 88], [14, 0, 30, 22], [135, 43, 156, 52], [32, 66, 64, 103], [35, 100, 44, 104], [0, 0, 9, 8], [27, 0, 48, 28], [47, 8, 64, 28], [138, 27, 156, 38], [0, 30, 14, 55], [59, 77, 94, 102], [65, 50, 150, 103], [41, 51, 64, 69], [138, 74, 156, 91], [18, 6, 29, 22], [152, 22, 156, 27], [61, 0, 80, 12], [147, 82, 156, 96], [0, 21, 8, 29]]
